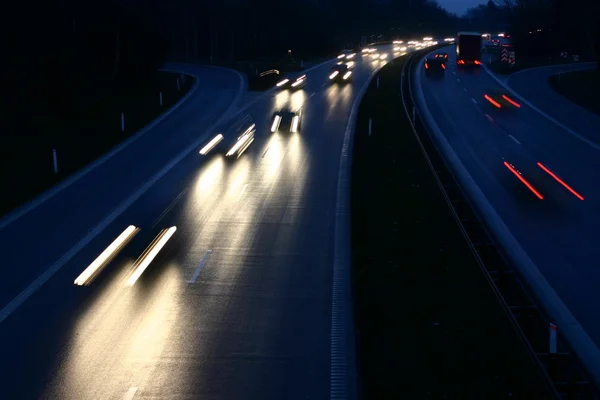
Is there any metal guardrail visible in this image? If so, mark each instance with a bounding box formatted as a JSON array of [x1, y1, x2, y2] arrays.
[[398, 47, 599, 399]]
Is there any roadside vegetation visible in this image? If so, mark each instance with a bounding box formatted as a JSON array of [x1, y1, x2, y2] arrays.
[[351, 53, 554, 398], [549, 69, 600, 116]]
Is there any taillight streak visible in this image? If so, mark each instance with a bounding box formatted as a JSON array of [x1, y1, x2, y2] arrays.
[[485, 94, 502, 108], [503, 162, 544, 199], [502, 94, 521, 108], [537, 162, 584, 200]]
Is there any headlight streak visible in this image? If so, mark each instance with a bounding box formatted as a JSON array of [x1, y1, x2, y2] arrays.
[[199, 134, 224, 155], [126, 226, 177, 286], [74, 225, 139, 286]]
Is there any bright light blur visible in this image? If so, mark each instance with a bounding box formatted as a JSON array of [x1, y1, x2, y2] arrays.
[[291, 75, 306, 87], [337, 54, 345, 59], [291, 116, 299, 133], [74, 225, 139, 286], [345, 53, 355, 59], [329, 71, 339, 79], [444, 38, 455, 42], [276, 79, 289, 87], [346, 61, 355, 68], [271, 115, 281, 132], [126, 226, 177, 286], [343, 71, 352, 79], [423, 37, 432, 41], [393, 40, 403, 44], [226, 133, 253, 157], [199, 134, 224, 155], [400, 46, 407, 51], [196, 157, 224, 193], [362, 48, 369, 53], [393, 46, 400, 51], [380, 53, 388, 59], [371, 53, 380, 59]]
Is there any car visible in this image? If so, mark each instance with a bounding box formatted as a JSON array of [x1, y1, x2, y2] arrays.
[[329, 64, 352, 83], [199, 114, 256, 159], [434, 52, 448, 60], [483, 91, 521, 109], [271, 108, 302, 133], [424, 58, 446, 75], [276, 74, 307, 90]]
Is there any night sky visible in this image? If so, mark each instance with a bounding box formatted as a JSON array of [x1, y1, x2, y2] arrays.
[[437, 0, 484, 15]]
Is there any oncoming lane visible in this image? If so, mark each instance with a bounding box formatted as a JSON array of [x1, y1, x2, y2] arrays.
[[418, 46, 600, 355]]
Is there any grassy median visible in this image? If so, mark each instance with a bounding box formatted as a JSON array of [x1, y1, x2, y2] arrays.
[[351, 55, 554, 398], [549, 68, 600, 116], [0, 71, 194, 218]]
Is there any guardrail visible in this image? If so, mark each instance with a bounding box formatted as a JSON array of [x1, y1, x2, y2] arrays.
[[400, 47, 600, 399]]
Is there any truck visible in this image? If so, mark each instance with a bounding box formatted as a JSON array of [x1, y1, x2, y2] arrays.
[[456, 31, 482, 67]]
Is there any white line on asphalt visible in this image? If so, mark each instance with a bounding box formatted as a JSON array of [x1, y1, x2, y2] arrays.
[[485, 114, 494, 122], [188, 250, 213, 283], [0, 71, 203, 232], [0, 57, 338, 326], [509, 134, 521, 144], [471, 98, 477, 104], [124, 387, 138, 400]]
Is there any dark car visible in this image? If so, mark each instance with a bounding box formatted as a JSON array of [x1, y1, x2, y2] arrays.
[[276, 74, 307, 90], [329, 64, 352, 83], [424, 58, 446, 75], [199, 114, 256, 159], [271, 108, 302, 133], [434, 52, 449, 60], [483, 91, 521, 109]]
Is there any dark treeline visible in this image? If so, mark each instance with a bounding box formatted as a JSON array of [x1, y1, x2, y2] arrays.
[[464, 0, 599, 67], [1, 0, 463, 138]]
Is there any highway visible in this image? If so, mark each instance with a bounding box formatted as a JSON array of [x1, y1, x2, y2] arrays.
[[0, 45, 400, 399], [417, 47, 600, 351]]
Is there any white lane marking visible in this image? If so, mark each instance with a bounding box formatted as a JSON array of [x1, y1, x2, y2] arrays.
[[310, 92, 316, 97], [509, 134, 521, 144], [124, 387, 138, 400], [452, 71, 456, 75], [188, 250, 213, 283], [485, 114, 494, 122], [471, 98, 477, 104], [239, 184, 249, 200], [152, 187, 189, 228], [330, 57, 384, 399], [456, 78, 460, 82]]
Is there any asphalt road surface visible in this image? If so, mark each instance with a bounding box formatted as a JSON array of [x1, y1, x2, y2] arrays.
[[419, 48, 600, 352], [0, 46, 403, 399]]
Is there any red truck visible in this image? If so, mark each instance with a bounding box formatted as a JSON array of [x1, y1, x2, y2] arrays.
[[456, 31, 482, 67]]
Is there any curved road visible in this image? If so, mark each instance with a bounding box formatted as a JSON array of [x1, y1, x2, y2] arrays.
[[418, 48, 600, 352], [0, 46, 402, 399]]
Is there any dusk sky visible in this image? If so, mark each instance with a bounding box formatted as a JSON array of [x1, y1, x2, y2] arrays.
[[437, 0, 484, 16]]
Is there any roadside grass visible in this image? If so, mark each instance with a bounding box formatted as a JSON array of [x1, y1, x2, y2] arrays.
[[0, 71, 194, 218], [549, 68, 600, 116], [351, 55, 554, 398]]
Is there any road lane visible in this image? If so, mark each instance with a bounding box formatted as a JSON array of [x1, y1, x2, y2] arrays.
[[419, 48, 600, 351], [0, 66, 244, 308], [0, 46, 401, 399]]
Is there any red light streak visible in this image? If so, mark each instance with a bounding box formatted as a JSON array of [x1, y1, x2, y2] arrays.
[[536, 162, 584, 200], [485, 94, 502, 108], [502, 94, 521, 108], [503, 162, 544, 199]]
